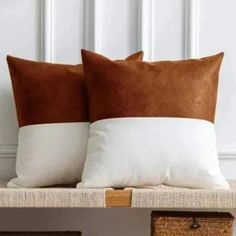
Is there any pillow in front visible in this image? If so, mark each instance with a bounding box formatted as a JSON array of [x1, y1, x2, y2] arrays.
[[78, 50, 229, 189], [7, 51, 143, 188]]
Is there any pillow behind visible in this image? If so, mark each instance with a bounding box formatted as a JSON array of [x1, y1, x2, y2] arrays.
[[79, 50, 229, 189], [7, 51, 143, 188]]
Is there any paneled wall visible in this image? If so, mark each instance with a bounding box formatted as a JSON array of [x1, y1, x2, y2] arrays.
[[0, 0, 236, 235]]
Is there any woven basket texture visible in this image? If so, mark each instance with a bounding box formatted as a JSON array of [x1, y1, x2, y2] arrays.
[[151, 211, 234, 236], [0, 233, 81, 236]]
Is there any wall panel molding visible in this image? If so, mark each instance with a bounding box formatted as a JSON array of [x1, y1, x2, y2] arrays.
[[218, 146, 236, 159], [0, 144, 235, 160], [184, 0, 199, 59], [183, 0, 236, 159], [138, 0, 154, 60], [81, 0, 87, 49], [0, 145, 17, 158], [84, 0, 93, 50], [84, 0, 102, 52], [93, 0, 102, 52], [40, 0, 54, 62], [0, 0, 235, 165], [0, 0, 55, 159]]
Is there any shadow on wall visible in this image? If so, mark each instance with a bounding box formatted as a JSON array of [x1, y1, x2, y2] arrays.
[[0, 209, 235, 236], [0, 209, 151, 236]]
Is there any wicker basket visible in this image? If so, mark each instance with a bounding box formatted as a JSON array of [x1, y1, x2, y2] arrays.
[[151, 211, 234, 236], [0, 233, 81, 236]]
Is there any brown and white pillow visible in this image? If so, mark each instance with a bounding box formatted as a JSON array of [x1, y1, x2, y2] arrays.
[[78, 50, 229, 189], [7, 51, 143, 188]]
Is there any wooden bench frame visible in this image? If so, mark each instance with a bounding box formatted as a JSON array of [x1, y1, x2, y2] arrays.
[[105, 189, 132, 207]]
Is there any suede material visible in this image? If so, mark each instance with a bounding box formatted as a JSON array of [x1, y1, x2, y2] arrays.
[[7, 52, 143, 127], [82, 50, 223, 123]]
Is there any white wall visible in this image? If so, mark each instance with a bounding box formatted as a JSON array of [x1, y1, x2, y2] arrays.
[[0, 0, 236, 235]]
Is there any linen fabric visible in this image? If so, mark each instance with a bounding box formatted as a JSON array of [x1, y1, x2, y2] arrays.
[[79, 118, 228, 189]]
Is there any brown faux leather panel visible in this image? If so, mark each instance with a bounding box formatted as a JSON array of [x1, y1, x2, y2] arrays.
[[82, 50, 224, 123], [125, 51, 143, 61], [7, 51, 143, 127], [7, 56, 87, 127]]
